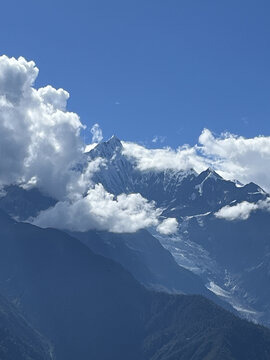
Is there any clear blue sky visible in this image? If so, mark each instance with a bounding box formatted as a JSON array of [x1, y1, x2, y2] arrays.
[[1, 0, 270, 147]]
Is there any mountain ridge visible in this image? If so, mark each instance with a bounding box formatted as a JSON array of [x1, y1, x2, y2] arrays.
[[83, 137, 270, 326], [1, 136, 270, 327], [0, 209, 270, 359]]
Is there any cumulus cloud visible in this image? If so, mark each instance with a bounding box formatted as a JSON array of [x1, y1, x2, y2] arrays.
[[31, 162, 179, 234], [197, 129, 270, 191], [4, 54, 270, 234], [0, 55, 178, 235], [32, 184, 176, 233], [0, 55, 84, 199], [0, 56, 38, 103], [90, 123, 103, 143], [66, 158, 106, 201], [215, 201, 259, 221], [156, 217, 178, 234], [37, 85, 69, 111], [122, 129, 270, 192], [215, 198, 270, 221], [122, 142, 210, 173]]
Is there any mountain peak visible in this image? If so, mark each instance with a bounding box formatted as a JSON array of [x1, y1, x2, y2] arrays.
[[199, 167, 222, 180], [90, 135, 123, 159], [108, 135, 122, 146]]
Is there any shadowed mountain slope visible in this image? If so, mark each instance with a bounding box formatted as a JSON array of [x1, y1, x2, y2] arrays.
[[70, 229, 233, 312], [0, 210, 270, 359], [0, 293, 53, 360]]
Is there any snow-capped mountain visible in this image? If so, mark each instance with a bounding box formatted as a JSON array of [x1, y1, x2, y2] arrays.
[[1, 135, 270, 327], [83, 136, 270, 326], [85, 136, 266, 215]]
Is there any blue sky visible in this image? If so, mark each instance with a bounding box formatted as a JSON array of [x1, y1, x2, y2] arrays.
[[1, 0, 270, 147]]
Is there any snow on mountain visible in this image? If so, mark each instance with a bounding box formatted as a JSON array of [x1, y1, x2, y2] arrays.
[[82, 136, 270, 327], [2, 135, 270, 327], [84, 136, 267, 215]]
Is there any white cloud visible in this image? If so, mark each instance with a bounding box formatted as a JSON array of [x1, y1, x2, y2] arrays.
[[3, 54, 270, 234], [37, 85, 69, 111], [32, 183, 176, 233], [31, 159, 179, 234], [0, 55, 84, 199], [215, 198, 270, 221], [122, 129, 270, 192], [90, 123, 103, 143], [0, 56, 38, 103], [215, 201, 259, 221], [122, 142, 210, 173], [0, 55, 178, 235], [156, 217, 178, 234], [66, 158, 106, 201], [198, 129, 270, 192]]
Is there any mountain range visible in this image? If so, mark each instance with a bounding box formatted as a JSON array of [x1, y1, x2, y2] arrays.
[[84, 136, 270, 326], [0, 135, 270, 358]]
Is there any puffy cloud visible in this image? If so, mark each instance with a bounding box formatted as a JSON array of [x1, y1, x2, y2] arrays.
[[198, 129, 270, 192], [30, 157, 178, 234], [215, 201, 259, 221], [32, 184, 175, 233], [122, 142, 210, 173], [0, 55, 84, 199], [90, 123, 103, 143], [156, 217, 178, 234], [37, 85, 69, 111], [66, 158, 106, 201], [122, 129, 270, 192], [4, 54, 270, 234], [0, 56, 38, 103], [215, 198, 270, 221], [0, 55, 178, 235]]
